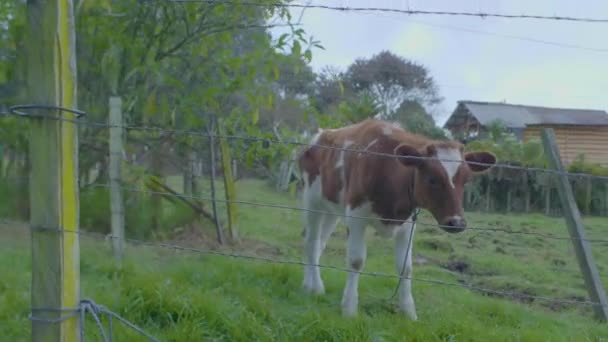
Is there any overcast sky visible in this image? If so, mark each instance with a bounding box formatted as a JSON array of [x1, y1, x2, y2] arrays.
[[270, 0, 608, 126]]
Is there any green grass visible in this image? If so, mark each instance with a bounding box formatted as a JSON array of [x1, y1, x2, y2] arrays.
[[1, 178, 608, 341]]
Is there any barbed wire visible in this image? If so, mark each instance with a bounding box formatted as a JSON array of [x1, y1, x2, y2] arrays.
[[355, 11, 608, 53], [5, 106, 608, 182], [0, 177, 604, 244], [165, 0, 608, 24], [85, 183, 608, 244], [0, 219, 600, 309]]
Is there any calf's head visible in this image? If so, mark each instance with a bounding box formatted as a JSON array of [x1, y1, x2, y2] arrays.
[[395, 142, 496, 233]]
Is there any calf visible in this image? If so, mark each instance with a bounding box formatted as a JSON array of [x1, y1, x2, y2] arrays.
[[297, 119, 496, 319]]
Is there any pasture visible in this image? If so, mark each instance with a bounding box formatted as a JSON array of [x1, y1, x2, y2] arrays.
[[1, 178, 607, 341]]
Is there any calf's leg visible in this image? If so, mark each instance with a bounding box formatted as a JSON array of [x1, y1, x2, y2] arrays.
[[303, 211, 326, 294], [320, 215, 340, 252], [341, 210, 367, 316], [394, 219, 417, 320]]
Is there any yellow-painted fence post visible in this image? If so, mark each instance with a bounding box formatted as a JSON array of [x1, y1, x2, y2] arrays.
[[26, 0, 81, 340]]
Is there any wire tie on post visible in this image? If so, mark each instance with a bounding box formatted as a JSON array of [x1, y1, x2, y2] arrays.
[[29, 298, 160, 342], [8, 104, 87, 119]]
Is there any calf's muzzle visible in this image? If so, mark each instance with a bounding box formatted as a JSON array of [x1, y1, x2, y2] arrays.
[[441, 216, 467, 233]]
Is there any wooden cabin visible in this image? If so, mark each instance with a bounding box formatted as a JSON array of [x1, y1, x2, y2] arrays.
[[444, 101, 608, 165]]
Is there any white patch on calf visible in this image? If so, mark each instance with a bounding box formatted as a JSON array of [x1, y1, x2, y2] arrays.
[[336, 140, 354, 202], [382, 126, 393, 135], [365, 139, 378, 150], [310, 129, 323, 146], [435, 148, 462, 188], [389, 121, 402, 129], [336, 140, 354, 168], [359, 139, 378, 158]]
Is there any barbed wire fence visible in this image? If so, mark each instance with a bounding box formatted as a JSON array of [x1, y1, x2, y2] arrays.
[[2, 1, 608, 340], [2, 102, 608, 339]]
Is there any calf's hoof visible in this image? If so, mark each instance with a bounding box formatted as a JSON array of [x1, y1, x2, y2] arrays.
[[302, 281, 325, 295], [341, 298, 358, 317], [397, 305, 418, 321]]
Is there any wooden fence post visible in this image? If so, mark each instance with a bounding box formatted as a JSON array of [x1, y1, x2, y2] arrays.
[[541, 128, 608, 322], [584, 175, 592, 214], [26, 0, 81, 340], [207, 117, 225, 245], [109, 97, 125, 261], [217, 118, 239, 243], [544, 187, 551, 216]]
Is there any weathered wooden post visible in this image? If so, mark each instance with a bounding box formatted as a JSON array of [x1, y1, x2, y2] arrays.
[[584, 175, 592, 214], [26, 0, 81, 340], [109, 97, 125, 261], [207, 117, 225, 245], [541, 128, 608, 322], [217, 118, 239, 243], [544, 187, 551, 215]]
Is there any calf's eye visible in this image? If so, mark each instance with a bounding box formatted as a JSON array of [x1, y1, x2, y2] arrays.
[[428, 177, 438, 186]]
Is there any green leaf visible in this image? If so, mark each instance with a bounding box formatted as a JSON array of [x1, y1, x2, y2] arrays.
[[278, 33, 289, 47], [251, 107, 259, 125], [303, 49, 312, 63], [291, 40, 301, 57], [143, 91, 157, 119]]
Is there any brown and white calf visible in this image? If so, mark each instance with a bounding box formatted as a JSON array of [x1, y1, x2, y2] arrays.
[[297, 119, 496, 319]]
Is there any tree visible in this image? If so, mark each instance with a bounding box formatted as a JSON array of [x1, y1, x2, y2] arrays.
[[70, 0, 319, 240], [308, 51, 445, 137], [345, 50, 442, 116], [392, 100, 446, 139]]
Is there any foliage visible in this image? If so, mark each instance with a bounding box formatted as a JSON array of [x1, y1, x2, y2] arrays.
[[308, 51, 445, 139], [568, 154, 608, 177], [462, 120, 608, 215], [345, 50, 442, 115], [392, 100, 447, 139]]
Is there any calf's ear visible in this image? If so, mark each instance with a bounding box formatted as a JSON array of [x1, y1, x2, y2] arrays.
[[395, 143, 424, 167], [464, 151, 497, 172]]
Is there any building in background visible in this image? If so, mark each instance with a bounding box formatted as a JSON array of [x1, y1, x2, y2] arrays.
[[444, 100, 608, 165]]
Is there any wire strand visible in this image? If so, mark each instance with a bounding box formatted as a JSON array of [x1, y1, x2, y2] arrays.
[[165, 0, 608, 24], [85, 183, 608, 244], [8, 111, 608, 182], [4, 220, 600, 308]]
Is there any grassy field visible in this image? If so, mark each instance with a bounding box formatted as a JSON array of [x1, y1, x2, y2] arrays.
[[1, 178, 608, 341]]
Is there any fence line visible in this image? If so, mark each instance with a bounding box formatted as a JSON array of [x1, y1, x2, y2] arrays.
[[167, 0, 608, 24], [1, 173, 606, 244], [0, 218, 600, 309], [5, 106, 608, 182], [83, 183, 608, 245], [355, 11, 608, 53], [2, 171, 606, 244]]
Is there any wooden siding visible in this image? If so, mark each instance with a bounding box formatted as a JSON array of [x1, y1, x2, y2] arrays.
[[523, 125, 608, 165]]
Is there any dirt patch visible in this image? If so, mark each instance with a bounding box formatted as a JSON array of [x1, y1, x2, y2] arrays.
[[419, 238, 454, 252], [445, 259, 470, 273], [471, 282, 537, 305], [495, 246, 506, 254], [166, 223, 283, 257]]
